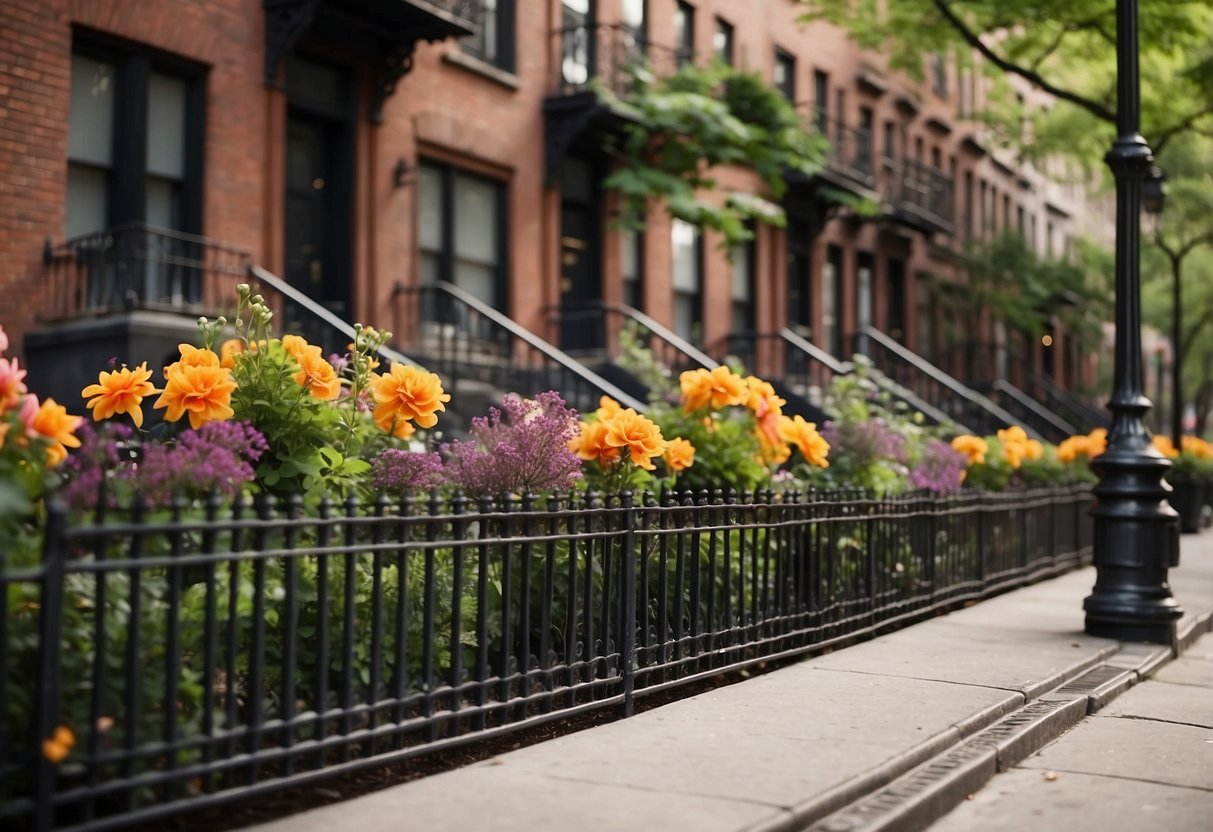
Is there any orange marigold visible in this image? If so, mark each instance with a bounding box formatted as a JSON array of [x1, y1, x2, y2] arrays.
[[220, 338, 245, 370], [602, 408, 666, 471], [164, 343, 220, 375], [596, 395, 623, 420], [282, 334, 310, 360], [41, 725, 75, 764], [663, 437, 696, 472], [293, 346, 341, 400], [81, 362, 158, 428], [778, 415, 830, 468], [154, 364, 237, 429], [951, 435, 989, 465], [1153, 435, 1180, 459], [1181, 435, 1213, 460], [569, 419, 622, 465], [1087, 428, 1108, 457], [31, 397, 83, 467], [679, 366, 747, 413], [372, 364, 449, 432]]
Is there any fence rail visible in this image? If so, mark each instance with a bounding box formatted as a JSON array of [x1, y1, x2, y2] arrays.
[[1, 484, 1093, 831]]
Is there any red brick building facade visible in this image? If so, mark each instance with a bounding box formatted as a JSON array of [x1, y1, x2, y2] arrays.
[[0, 0, 1102, 409]]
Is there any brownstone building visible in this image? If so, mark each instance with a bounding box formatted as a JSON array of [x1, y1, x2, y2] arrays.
[[0, 0, 1106, 434]]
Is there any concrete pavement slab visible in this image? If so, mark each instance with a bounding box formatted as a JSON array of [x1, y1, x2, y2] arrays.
[[928, 768, 1213, 832], [1018, 716, 1213, 791], [1101, 677, 1213, 728], [249, 761, 788, 832], [1152, 655, 1213, 689]]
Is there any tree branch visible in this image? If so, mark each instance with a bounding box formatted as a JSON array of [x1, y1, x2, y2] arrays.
[[932, 0, 1116, 124], [1153, 105, 1213, 154]]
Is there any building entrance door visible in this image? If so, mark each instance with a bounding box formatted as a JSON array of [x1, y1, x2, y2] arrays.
[[559, 157, 602, 352]]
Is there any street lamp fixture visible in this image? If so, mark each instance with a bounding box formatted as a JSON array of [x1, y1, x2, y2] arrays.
[[1143, 165, 1168, 216], [1083, 0, 1182, 645]]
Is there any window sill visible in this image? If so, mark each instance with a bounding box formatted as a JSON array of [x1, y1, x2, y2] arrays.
[[442, 50, 521, 91]]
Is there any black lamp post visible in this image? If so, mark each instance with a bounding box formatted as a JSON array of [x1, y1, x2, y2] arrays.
[[1083, 0, 1182, 645]]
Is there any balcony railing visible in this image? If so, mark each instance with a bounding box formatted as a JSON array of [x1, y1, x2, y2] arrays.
[[893, 158, 954, 232], [809, 112, 875, 188], [39, 223, 250, 323], [554, 23, 681, 97]]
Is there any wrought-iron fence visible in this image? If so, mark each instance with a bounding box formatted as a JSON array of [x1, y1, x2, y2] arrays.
[[1, 485, 1093, 831], [554, 23, 682, 97], [39, 223, 250, 323]]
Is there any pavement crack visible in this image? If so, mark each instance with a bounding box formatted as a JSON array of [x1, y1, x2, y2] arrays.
[[808, 666, 1027, 696], [536, 771, 788, 811], [1100, 713, 1213, 731], [1017, 766, 1213, 794]]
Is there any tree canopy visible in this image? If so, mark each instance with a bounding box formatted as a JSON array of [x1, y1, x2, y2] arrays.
[[800, 1, 1213, 158]]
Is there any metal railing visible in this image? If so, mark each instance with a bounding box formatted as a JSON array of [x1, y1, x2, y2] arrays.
[[723, 329, 960, 429], [548, 299, 717, 370], [39, 223, 250, 322], [391, 281, 644, 418], [806, 112, 875, 188], [984, 380, 1078, 444], [2, 484, 1093, 830], [1026, 372, 1110, 433], [858, 327, 1028, 437], [893, 159, 954, 231], [246, 265, 417, 368], [553, 23, 681, 97]]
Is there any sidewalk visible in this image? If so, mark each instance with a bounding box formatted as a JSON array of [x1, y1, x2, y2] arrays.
[[927, 631, 1213, 831], [252, 534, 1213, 832]]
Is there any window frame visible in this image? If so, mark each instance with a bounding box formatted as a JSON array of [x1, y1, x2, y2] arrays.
[[773, 48, 796, 103], [68, 30, 206, 238], [462, 0, 516, 73], [417, 158, 510, 311], [674, 1, 695, 67], [670, 218, 703, 344], [714, 16, 734, 65]]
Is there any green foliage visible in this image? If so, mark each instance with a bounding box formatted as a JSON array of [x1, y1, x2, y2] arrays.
[[601, 61, 829, 248], [800, 1, 1213, 157], [648, 401, 769, 493]]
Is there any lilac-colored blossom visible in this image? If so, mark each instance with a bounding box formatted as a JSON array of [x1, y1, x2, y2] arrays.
[[441, 391, 582, 497], [371, 449, 444, 492], [908, 439, 968, 494], [821, 418, 907, 466]]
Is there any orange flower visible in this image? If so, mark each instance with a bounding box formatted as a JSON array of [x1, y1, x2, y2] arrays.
[[778, 415, 830, 468], [154, 364, 237, 429], [372, 364, 450, 432], [951, 435, 989, 465], [164, 343, 220, 376], [42, 725, 75, 764], [596, 396, 623, 420], [663, 437, 696, 472], [679, 366, 747, 413], [569, 419, 622, 465], [1058, 435, 1094, 463], [1087, 428, 1107, 457], [81, 363, 158, 428], [1181, 435, 1213, 460], [293, 346, 341, 400], [220, 338, 245, 370], [1153, 435, 1180, 459], [1024, 439, 1044, 461], [282, 334, 310, 360], [375, 411, 416, 439], [602, 408, 666, 471], [31, 397, 83, 467], [0, 356, 27, 411], [757, 431, 792, 466]]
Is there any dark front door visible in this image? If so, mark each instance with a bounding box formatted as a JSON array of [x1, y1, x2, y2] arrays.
[[559, 157, 602, 351], [284, 112, 352, 347], [887, 258, 906, 342], [787, 220, 813, 332]]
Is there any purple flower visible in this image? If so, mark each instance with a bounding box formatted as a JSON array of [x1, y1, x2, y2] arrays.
[[59, 422, 136, 512], [821, 418, 907, 467], [441, 391, 582, 497], [371, 449, 444, 492], [908, 439, 968, 494]]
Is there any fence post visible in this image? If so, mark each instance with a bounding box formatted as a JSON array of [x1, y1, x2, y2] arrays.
[[33, 500, 67, 832], [619, 491, 637, 718]]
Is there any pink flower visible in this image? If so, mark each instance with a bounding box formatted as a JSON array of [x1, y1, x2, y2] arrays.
[[18, 393, 39, 436], [0, 357, 29, 411], [0, 323, 9, 354]]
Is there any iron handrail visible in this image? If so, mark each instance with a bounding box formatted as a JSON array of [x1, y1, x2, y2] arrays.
[[991, 379, 1078, 439], [1027, 371, 1110, 431], [860, 326, 1029, 437], [551, 300, 719, 370], [248, 265, 417, 369], [401, 281, 645, 412]]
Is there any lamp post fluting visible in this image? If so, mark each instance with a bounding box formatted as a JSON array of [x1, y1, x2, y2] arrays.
[[1083, 0, 1182, 644]]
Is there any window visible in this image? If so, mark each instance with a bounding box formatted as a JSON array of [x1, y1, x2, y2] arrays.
[[964, 171, 975, 239], [731, 239, 755, 332], [773, 49, 795, 102], [621, 0, 647, 54], [856, 251, 874, 341], [834, 89, 847, 142], [813, 71, 829, 134], [671, 219, 702, 342], [714, 17, 734, 64], [418, 161, 507, 310], [67, 45, 203, 240], [561, 0, 592, 86], [621, 229, 644, 311], [674, 2, 695, 67], [882, 120, 896, 166], [463, 0, 515, 72], [1003, 193, 1011, 232], [857, 106, 873, 174], [821, 244, 844, 356], [931, 53, 948, 97]]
